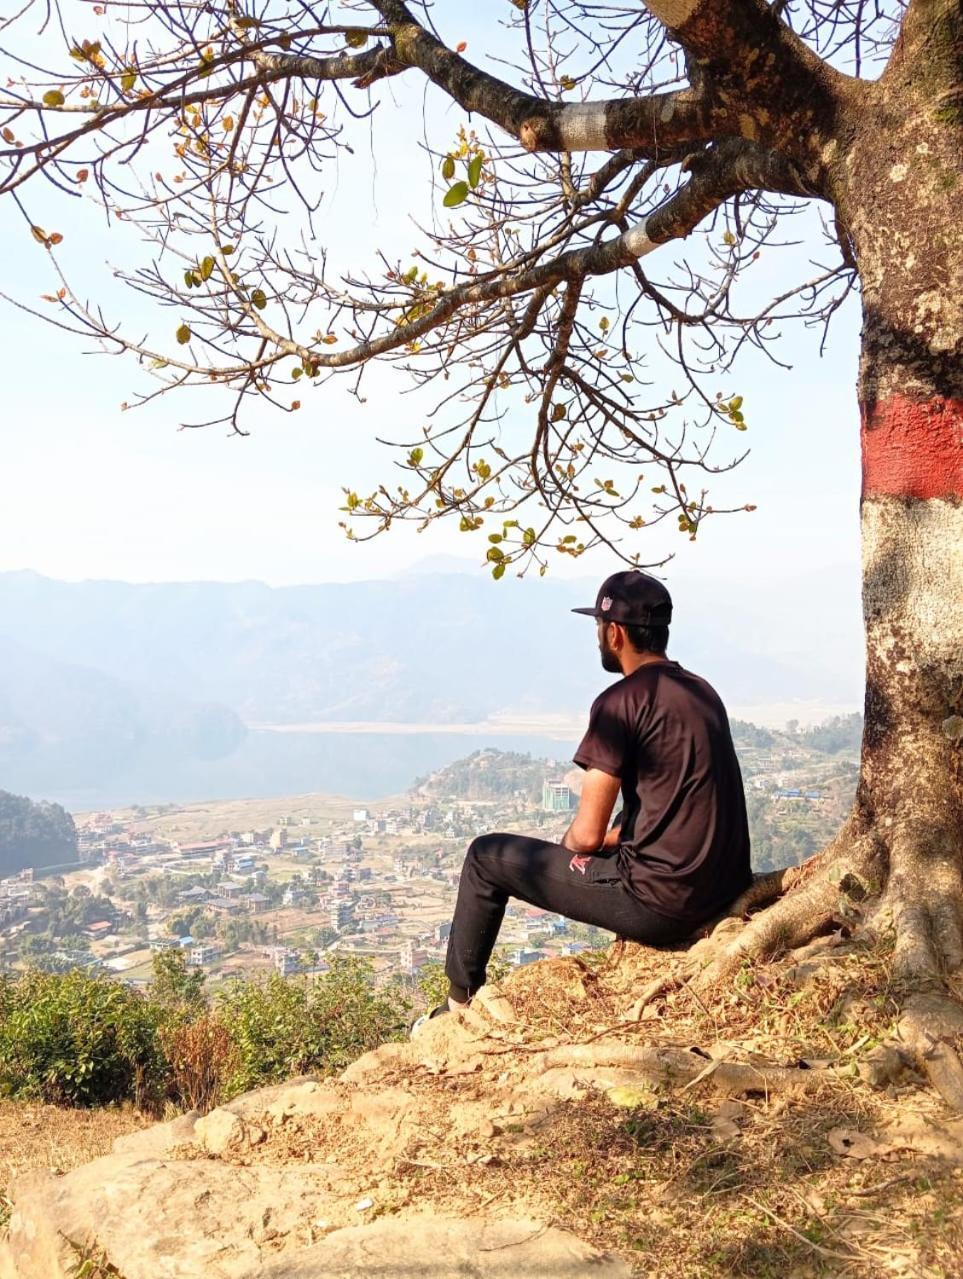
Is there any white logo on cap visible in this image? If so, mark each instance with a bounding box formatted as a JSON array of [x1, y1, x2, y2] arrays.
[[601, 596, 612, 611]]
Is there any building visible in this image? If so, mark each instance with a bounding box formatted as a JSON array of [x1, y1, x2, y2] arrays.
[[188, 944, 218, 966], [398, 939, 427, 975], [271, 946, 300, 976], [178, 885, 211, 904], [245, 893, 271, 914], [177, 840, 231, 859], [269, 829, 288, 852], [329, 899, 355, 933], [149, 937, 179, 952], [542, 780, 576, 813], [207, 896, 241, 915]]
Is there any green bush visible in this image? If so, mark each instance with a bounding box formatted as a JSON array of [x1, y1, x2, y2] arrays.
[[0, 957, 410, 1111], [0, 969, 165, 1108], [217, 957, 409, 1097]]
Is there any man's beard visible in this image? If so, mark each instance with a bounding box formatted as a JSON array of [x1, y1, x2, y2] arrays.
[[599, 632, 622, 674]]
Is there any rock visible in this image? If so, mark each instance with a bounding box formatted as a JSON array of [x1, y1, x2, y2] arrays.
[[1, 1158, 631, 1279], [194, 1105, 244, 1155], [341, 1041, 409, 1085], [1, 1154, 349, 1279], [111, 1109, 198, 1158], [254, 1215, 632, 1278]]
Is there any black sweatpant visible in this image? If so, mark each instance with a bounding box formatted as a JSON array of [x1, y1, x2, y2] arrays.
[[444, 832, 693, 1002]]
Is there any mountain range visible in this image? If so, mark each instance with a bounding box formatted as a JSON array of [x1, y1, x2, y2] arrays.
[[0, 566, 864, 806]]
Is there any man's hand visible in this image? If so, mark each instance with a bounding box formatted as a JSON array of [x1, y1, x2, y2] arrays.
[[560, 768, 622, 854]]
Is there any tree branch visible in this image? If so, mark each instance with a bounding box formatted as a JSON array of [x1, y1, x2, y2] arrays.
[[641, 0, 849, 156], [372, 0, 718, 156]]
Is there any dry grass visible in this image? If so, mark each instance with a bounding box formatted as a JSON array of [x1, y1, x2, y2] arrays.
[[0, 1101, 148, 1233], [5, 931, 963, 1277], [193, 931, 963, 1277]]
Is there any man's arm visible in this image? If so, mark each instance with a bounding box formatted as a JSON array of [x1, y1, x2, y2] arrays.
[[599, 808, 623, 850], [561, 769, 622, 854]]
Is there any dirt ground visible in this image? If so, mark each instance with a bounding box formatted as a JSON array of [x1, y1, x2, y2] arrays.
[[0, 1102, 148, 1230], [4, 937, 963, 1278]]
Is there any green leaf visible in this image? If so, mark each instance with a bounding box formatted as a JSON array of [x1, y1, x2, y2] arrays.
[[729, 395, 743, 411], [175, 323, 191, 345], [408, 447, 424, 466], [486, 546, 504, 563], [488, 533, 503, 543], [722, 230, 736, 246], [183, 270, 195, 289], [443, 181, 469, 208], [234, 16, 262, 29], [199, 255, 215, 281], [492, 562, 506, 580], [219, 244, 235, 256], [42, 90, 65, 107], [345, 29, 368, 48], [121, 69, 136, 94], [467, 153, 483, 188], [441, 155, 455, 180], [251, 288, 267, 310]]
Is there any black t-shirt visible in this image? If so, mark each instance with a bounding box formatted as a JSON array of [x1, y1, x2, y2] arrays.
[[573, 660, 751, 924]]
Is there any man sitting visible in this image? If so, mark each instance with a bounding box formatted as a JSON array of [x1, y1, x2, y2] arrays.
[[425, 570, 752, 1022]]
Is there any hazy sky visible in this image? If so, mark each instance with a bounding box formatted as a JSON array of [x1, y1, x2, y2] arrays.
[[0, 8, 863, 608]]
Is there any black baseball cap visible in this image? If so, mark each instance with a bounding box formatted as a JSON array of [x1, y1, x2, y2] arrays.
[[572, 570, 672, 627]]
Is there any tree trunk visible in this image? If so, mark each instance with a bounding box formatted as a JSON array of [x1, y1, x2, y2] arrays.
[[690, 3, 963, 1097], [843, 0, 963, 987]]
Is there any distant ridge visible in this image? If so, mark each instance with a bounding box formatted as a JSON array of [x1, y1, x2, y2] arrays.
[[0, 569, 862, 806]]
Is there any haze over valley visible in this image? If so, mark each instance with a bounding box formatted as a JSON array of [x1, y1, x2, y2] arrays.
[[0, 563, 863, 807]]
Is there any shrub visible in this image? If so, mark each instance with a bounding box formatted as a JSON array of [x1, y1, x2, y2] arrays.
[[0, 969, 165, 1108], [217, 957, 409, 1096], [0, 957, 409, 1111], [162, 1013, 237, 1113]]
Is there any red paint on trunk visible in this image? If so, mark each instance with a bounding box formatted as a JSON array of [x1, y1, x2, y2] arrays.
[[861, 395, 963, 499]]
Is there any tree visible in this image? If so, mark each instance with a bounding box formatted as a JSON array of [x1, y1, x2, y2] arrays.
[[1, 1, 961, 1098], [151, 948, 207, 1013]]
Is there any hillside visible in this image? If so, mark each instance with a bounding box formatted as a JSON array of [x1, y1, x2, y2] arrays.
[[4, 934, 962, 1278], [0, 569, 862, 727], [0, 791, 76, 877], [0, 633, 245, 799], [412, 748, 567, 803]]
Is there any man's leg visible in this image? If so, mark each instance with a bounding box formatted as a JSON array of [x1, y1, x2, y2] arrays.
[[444, 831, 686, 1004]]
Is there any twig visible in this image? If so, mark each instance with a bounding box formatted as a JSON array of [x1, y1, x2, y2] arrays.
[[743, 1195, 858, 1263]]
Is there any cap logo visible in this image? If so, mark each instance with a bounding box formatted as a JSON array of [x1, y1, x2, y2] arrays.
[[600, 596, 612, 612]]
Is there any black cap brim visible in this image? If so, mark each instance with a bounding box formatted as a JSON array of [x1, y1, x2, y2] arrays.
[[571, 607, 600, 617]]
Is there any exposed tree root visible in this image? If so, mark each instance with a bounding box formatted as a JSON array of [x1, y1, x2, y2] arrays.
[[691, 840, 875, 993], [606, 806, 963, 1111], [897, 993, 963, 1113], [536, 1041, 830, 1096]]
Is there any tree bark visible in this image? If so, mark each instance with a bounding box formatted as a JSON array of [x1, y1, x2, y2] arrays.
[[695, 2, 963, 1041], [840, 0, 963, 987]]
